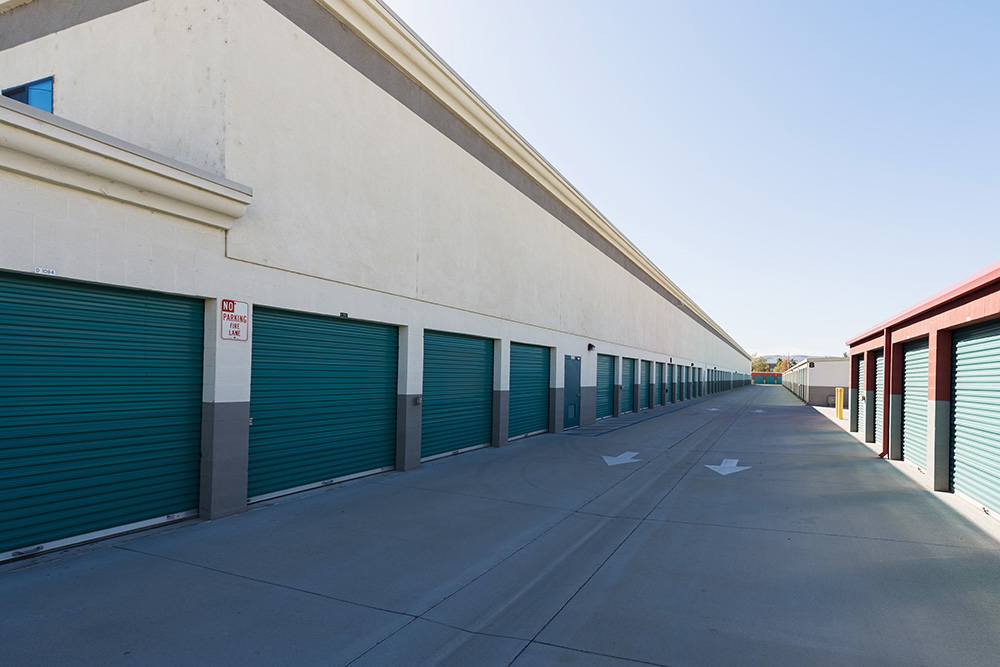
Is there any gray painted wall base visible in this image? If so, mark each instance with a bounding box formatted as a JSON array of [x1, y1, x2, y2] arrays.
[[549, 387, 564, 432], [492, 390, 509, 446], [805, 385, 846, 408], [929, 400, 951, 492], [581, 386, 596, 426], [200, 401, 249, 519], [396, 394, 422, 471]]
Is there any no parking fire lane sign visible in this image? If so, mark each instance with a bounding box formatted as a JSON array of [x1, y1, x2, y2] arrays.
[[220, 299, 249, 341]]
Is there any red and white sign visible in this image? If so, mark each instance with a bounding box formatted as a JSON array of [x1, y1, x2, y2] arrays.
[[220, 299, 249, 341]]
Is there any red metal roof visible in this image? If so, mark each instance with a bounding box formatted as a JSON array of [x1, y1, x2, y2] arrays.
[[847, 261, 1000, 346]]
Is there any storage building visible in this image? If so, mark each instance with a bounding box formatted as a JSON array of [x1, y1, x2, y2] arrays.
[[783, 357, 849, 407], [847, 262, 1000, 519], [0, 0, 750, 560]]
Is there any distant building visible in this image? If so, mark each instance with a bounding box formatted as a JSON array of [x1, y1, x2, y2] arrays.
[[783, 357, 850, 407]]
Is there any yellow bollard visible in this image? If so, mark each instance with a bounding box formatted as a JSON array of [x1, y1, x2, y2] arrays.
[[835, 387, 844, 420]]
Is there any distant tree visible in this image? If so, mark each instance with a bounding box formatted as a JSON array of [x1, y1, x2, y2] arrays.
[[751, 356, 769, 372], [773, 358, 787, 373]]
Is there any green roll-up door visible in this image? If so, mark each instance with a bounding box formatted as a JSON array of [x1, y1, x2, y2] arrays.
[[857, 358, 866, 436], [639, 361, 651, 409], [621, 358, 635, 412], [596, 354, 615, 419], [655, 362, 664, 406], [423, 331, 494, 459], [874, 353, 885, 445], [952, 321, 1000, 514], [248, 308, 397, 500], [509, 343, 550, 439], [668, 364, 674, 402], [0, 272, 203, 559], [902, 340, 929, 469], [686, 367, 692, 399]]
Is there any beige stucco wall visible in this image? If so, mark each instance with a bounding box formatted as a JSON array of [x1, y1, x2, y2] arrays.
[[0, 0, 749, 374]]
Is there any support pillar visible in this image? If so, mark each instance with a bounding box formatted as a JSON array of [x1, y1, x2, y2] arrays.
[[849, 354, 860, 433], [200, 299, 252, 519], [549, 348, 565, 432], [928, 330, 952, 492], [396, 325, 423, 471], [612, 355, 622, 416], [864, 349, 877, 443], [492, 338, 510, 446], [888, 342, 904, 460]]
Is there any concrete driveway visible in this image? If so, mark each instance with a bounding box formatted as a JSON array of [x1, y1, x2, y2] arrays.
[[3, 386, 1000, 666]]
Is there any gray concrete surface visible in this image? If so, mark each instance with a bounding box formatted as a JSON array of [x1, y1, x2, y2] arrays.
[[3, 385, 1000, 666]]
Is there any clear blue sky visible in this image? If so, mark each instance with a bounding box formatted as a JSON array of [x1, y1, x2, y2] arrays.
[[387, 0, 999, 357]]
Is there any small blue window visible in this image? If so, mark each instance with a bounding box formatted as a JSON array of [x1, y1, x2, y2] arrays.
[[3, 77, 54, 113]]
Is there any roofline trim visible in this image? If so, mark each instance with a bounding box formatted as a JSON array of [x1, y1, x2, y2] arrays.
[[847, 262, 1000, 346], [314, 0, 749, 360]]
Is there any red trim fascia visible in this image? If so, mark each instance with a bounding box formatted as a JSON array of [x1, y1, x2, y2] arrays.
[[849, 336, 884, 356], [847, 261, 1000, 346]]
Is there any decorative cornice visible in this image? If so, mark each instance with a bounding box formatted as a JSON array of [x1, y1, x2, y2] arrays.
[[0, 0, 33, 15], [315, 0, 748, 359], [0, 96, 252, 228]]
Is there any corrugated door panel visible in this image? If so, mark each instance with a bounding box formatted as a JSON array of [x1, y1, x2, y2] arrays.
[[248, 308, 398, 499], [902, 340, 929, 469], [639, 361, 651, 409], [596, 354, 614, 419], [952, 321, 1000, 514], [655, 362, 664, 406], [0, 272, 202, 558], [621, 359, 635, 412], [668, 364, 674, 401], [874, 353, 885, 444], [857, 358, 866, 435], [509, 343, 550, 439], [422, 331, 494, 458]]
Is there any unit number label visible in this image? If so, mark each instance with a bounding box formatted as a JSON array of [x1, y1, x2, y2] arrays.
[[220, 299, 249, 341]]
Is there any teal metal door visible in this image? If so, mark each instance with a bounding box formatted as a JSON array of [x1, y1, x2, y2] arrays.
[[639, 361, 651, 409], [564, 355, 582, 428], [621, 358, 635, 412], [685, 367, 692, 399], [952, 321, 1000, 514], [655, 362, 665, 406], [509, 343, 550, 439], [874, 353, 885, 445], [0, 272, 203, 560], [423, 331, 494, 459], [248, 308, 398, 499], [667, 364, 674, 402], [902, 340, 929, 469], [857, 358, 866, 436], [596, 354, 615, 419]]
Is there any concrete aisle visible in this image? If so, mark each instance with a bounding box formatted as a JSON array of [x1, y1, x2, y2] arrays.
[[3, 386, 1000, 666]]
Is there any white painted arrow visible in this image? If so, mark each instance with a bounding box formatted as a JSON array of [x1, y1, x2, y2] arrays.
[[752, 409, 765, 413], [706, 408, 720, 412], [705, 458, 751, 475], [602, 451, 641, 466]]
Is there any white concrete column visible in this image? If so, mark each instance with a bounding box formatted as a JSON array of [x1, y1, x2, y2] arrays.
[[492, 338, 510, 445], [549, 347, 565, 431], [396, 325, 423, 470], [200, 298, 253, 519]]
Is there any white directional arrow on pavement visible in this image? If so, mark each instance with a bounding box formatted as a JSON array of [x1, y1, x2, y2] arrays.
[[705, 458, 751, 475], [706, 408, 721, 412], [602, 451, 641, 466]]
